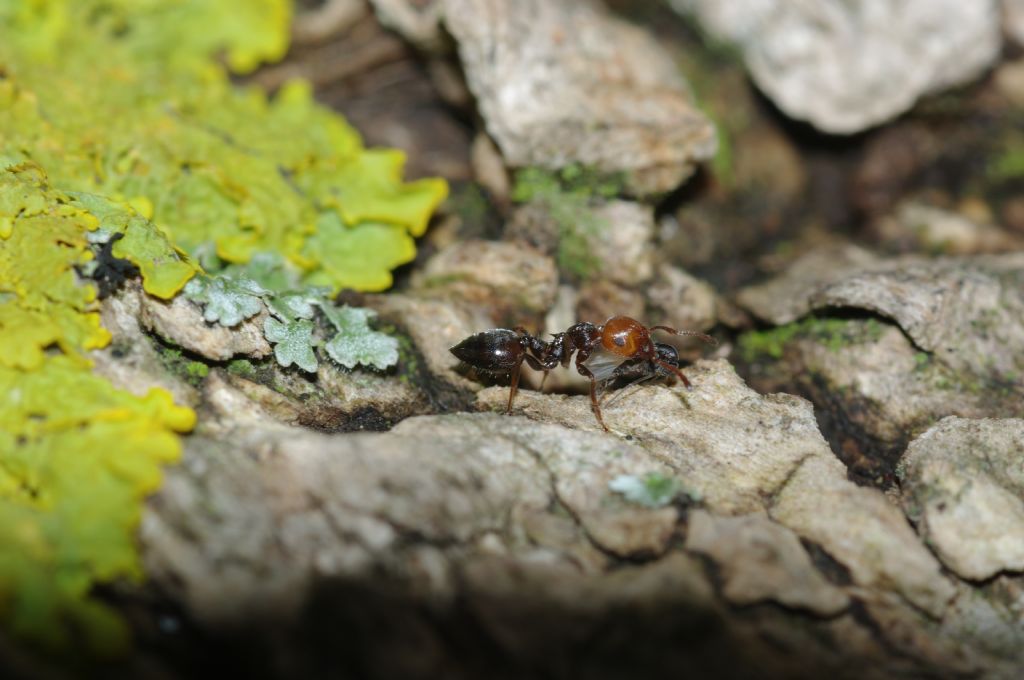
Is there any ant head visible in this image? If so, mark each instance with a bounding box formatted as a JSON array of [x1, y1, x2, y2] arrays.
[[600, 316, 652, 359], [654, 342, 680, 368]]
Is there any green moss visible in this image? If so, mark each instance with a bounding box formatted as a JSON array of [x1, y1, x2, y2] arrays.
[[187, 361, 210, 380], [739, 315, 886, 362], [738, 323, 804, 361], [988, 133, 1024, 181], [449, 182, 492, 227], [914, 352, 932, 371], [226, 358, 256, 378], [157, 347, 209, 388], [512, 165, 625, 280]]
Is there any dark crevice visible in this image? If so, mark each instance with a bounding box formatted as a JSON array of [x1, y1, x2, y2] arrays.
[[733, 308, 912, 490], [799, 538, 855, 588]]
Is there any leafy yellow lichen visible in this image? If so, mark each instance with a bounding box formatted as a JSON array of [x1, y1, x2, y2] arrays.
[[0, 1, 447, 293], [1, 0, 446, 657], [0, 164, 110, 367], [0, 164, 196, 655], [0, 358, 194, 655]]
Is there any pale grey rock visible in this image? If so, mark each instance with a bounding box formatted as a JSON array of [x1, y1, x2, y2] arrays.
[[736, 247, 1024, 476], [470, 132, 511, 206], [685, 510, 849, 616], [576, 280, 646, 326], [900, 417, 1024, 581], [481, 360, 831, 514], [940, 579, 1024, 673], [737, 249, 1024, 380], [875, 202, 1024, 255], [368, 0, 445, 50], [855, 592, 978, 674], [1006, 0, 1024, 45], [369, 0, 718, 193], [645, 264, 718, 332], [136, 349, 1005, 675], [747, 319, 1003, 462], [769, 455, 956, 617], [584, 201, 655, 286], [136, 282, 272, 361], [670, 0, 1002, 134], [411, 239, 558, 315], [93, 284, 199, 407], [372, 293, 486, 392], [736, 243, 879, 325], [141, 411, 683, 626], [442, 0, 716, 194], [994, 57, 1024, 108], [477, 359, 956, 617]]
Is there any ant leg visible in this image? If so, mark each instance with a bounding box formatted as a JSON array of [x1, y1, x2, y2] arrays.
[[650, 326, 718, 346], [522, 354, 549, 394], [575, 362, 609, 432], [505, 354, 546, 414], [657, 360, 693, 390], [506, 360, 523, 413]]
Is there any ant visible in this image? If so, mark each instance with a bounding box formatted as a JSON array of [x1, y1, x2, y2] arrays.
[[450, 316, 716, 432]]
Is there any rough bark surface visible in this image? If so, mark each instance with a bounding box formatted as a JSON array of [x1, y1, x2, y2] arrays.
[[737, 248, 1024, 471], [118, 354, 1022, 678], [669, 0, 1003, 133], [369, 0, 718, 194]]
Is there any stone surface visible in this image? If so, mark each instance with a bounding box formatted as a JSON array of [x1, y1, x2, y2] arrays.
[[583, 201, 655, 286], [669, 0, 1002, 134], [575, 280, 646, 328], [367, 0, 719, 192], [470, 132, 511, 206], [93, 285, 200, 408], [736, 243, 880, 325], [645, 264, 718, 332], [737, 248, 1024, 380], [371, 293, 485, 393], [769, 456, 955, 617], [873, 202, 1024, 255], [135, 352, 1000, 675], [142, 409, 681, 626], [136, 283, 272, 361], [737, 248, 1024, 479], [900, 417, 1024, 581], [994, 57, 1024, 108], [476, 359, 956, 620], [410, 239, 558, 315], [685, 510, 849, 616], [368, 0, 446, 50], [442, 0, 716, 194], [1007, 0, 1024, 45]]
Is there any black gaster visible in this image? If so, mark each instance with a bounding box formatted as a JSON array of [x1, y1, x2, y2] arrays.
[[449, 329, 524, 373]]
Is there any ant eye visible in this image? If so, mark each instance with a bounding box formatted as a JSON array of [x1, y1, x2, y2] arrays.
[[613, 336, 625, 347]]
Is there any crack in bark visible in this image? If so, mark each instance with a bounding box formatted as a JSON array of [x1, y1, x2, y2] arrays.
[[500, 433, 639, 564]]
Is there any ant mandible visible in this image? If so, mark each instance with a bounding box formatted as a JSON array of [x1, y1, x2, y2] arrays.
[[450, 316, 716, 432]]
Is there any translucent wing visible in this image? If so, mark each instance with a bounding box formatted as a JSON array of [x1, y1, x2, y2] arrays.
[[583, 347, 628, 381]]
